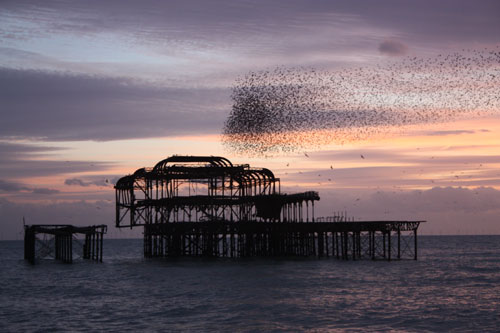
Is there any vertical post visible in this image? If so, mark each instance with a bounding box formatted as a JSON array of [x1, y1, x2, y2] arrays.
[[24, 227, 36, 264], [100, 231, 103, 262], [325, 231, 329, 257], [87, 233, 91, 259], [368, 231, 372, 258], [55, 235, 60, 260], [96, 232, 100, 261], [387, 231, 391, 261], [69, 234, 73, 264], [62, 235, 65, 262], [336, 232, 340, 259], [414, 228, 418, 260], [352, 232, 356, 260], [397, 228, 401, 260], [91, 232, 95, 260], [62, 234, 66, 262], [371, 231, 375, 260], [83, 234, 87, 259], [357, 232, 361, 257], [382, 232, 386, 259]]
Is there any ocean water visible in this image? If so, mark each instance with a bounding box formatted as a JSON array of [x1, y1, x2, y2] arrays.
[[0, 236, 499, 332]]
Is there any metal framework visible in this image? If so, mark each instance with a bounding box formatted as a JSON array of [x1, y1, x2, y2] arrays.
[[115, 155, 319, 227], [115, 156, 424, 260], [24, 224, 107, 264]]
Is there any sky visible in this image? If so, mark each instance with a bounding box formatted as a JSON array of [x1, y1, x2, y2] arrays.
[[1, 0, 500, 239]]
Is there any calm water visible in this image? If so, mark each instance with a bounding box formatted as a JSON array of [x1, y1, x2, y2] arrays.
[[1, 236, 499, 332]]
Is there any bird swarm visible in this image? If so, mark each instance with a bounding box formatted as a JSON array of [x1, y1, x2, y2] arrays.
[[222, 47, 500, 156]]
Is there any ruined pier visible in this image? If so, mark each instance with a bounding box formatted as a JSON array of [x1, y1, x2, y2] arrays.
[[24, 224, 107, 264], [115, 156, 423, 260]]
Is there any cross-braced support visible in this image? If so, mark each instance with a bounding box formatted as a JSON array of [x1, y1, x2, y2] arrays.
[[24, 225, 107, 264]]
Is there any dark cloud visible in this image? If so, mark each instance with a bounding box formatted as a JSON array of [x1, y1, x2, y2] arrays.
[[0, 67, 228, 141], [0, 141, 64, 156], [64, 177, 114, 187], [3, 1, 499, 44], [0, 159, 112, 178], [0, 141, 113, 179], [0, 179, 30, 192], [64, 178, 88, 187], [0, 179, 59, 195], [378, 40, 408, 56], [2, 0, 499, 72], [31, 188, 60, 195]]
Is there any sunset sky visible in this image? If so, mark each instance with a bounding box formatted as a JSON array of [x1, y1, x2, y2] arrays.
[[1, 0, 500, 239]]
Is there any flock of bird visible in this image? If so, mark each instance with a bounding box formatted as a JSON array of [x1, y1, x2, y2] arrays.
[[222, 47, 500, 156]]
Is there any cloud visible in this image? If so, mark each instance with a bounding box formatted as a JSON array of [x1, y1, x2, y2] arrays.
[[378, 40, 408, 56], [64, 178, 88, 187], [3, 0, 498, 83], [424, 130, 475, 136], [64, 177, 113, 187], [0, 179, 59, 195], [0, 67, 229, 142], [341, 2, 500, 45], [0, 141, 113, 179], [314, 186, 500, 235], [275, 147, 500, 190], [3, 1, 499, 49], [0, 141, 64, 156], [31, 188, 60, 195], [0, 179, 30, 192], [301, 147, 500, 165]]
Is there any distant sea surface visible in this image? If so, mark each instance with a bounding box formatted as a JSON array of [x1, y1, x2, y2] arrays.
[[1, 236, 499, 332]]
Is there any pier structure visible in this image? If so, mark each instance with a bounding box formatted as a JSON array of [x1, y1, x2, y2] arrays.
[[115, 156, 423, 260], [142, 221, 421, 260], [24, 224, 107, 264]]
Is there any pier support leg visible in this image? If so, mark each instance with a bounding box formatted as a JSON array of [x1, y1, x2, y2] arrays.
[[382, 232, 386, 259], [387, 231, 391, 262], [414, 229, 418, 260], [397, 229, 401, 260], [352, 232, 356, 260]]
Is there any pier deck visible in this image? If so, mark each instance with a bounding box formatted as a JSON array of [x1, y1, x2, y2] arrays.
[[144, 220, 423, 260]]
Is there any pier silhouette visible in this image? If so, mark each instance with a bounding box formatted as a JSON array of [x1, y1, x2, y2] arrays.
[[115, 156, 422, 260], [24, 224, 107, 264]]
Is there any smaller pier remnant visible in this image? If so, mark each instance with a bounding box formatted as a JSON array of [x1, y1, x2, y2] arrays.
[[24, 224, 107, 264]]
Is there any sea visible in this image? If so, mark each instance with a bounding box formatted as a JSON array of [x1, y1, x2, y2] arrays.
[[0, 236, 499, 332]]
